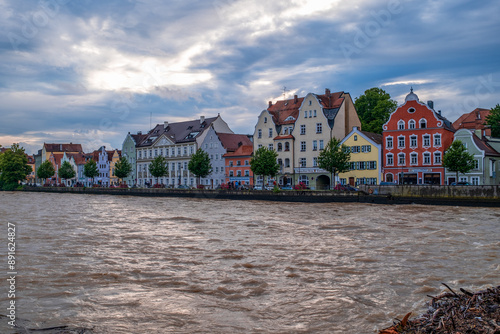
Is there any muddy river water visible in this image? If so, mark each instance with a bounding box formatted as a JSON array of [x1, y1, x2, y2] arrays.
[[0, 192, 499, 333]]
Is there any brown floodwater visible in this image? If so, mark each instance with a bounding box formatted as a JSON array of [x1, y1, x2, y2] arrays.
[[0, 192, 499, 333]]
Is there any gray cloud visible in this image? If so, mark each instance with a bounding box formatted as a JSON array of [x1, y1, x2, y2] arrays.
[[1, 0, 500, 154]]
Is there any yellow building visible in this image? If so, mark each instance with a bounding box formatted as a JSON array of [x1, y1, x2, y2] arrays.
[[339, 127, 382, 186], [109, 149, 122, 185]]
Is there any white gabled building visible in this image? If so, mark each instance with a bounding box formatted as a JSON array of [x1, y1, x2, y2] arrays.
[[135, 115, 233, 187]]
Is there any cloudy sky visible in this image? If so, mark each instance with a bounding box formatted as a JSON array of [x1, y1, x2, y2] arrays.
[[1, 0, 499, 154]]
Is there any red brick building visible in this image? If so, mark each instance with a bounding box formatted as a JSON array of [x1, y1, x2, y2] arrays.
[[223, 145, 254, 188], [382, 89, 455, 185]]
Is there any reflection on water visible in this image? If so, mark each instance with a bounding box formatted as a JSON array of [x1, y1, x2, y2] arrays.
[[0, 192, 499, 333]]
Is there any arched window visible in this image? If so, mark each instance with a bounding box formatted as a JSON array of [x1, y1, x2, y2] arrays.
[[420, 119, 427, 128], [285, 158, 290, 167], [285, 142, 290, 151], [386, 174, 394, 182], [398, 120, 405, 130], [278, 158, 283, 166], [409, 120, 416, 129], [277, 143, 283, 151]]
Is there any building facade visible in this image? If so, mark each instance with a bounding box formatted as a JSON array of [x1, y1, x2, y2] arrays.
[[223, 145, 254, 188], [382, 89, 455, 185], [199, 125, 252, 188], [253, 89, 361, 189], [444, 129, 500, 185], [122, 132, 146, 186], [339, 127, 382, 186], [135, 115, 233, 187]]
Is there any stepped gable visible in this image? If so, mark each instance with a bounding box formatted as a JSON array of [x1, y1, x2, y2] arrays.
[[217, 133, 253, 152]]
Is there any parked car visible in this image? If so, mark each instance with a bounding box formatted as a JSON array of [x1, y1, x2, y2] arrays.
[[264, 184, 274, 190], [253, 184, 263, 190], [281, 184, 293, 190], [451, 181, 470, 186], [177, 184, 190, 189]]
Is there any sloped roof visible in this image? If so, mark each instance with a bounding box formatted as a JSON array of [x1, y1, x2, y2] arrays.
[[138, 117, 218, 147], [217, 133, 253, 152], [44, 143, 83, 153], [266, 90, 345, 125], [67, 153, 86, 165], [472, 133, 500, 157], [131, 133, 148, 146], [360, 131, 383, 145], [453, 108, 491, 131], [223, 145, 253, 158]]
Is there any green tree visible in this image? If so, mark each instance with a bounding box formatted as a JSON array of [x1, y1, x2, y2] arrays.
[[354, 87, 398, 134], [148, 155, 169, 185], [486, 104, 500, 138], [37, 160, 55, 185], [250, 147, 280, 187], [442, 140, 476, 182], [0, 144, 32, 189], [59, 161, 76, 186], [84, 160, 99, 185], [188, 149, 212, 187], [114, 156, 132, 184], [317, 138, 351, 189]]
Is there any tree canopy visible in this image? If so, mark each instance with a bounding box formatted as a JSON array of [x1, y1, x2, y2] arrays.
[[354, 87, 398, 134], [486, 104, 500, 138], [188, 149, 212, 184], [114, 156, 132, 182], [0, 143, 31, 187], [442, 140, 476, 181], [317, 138, 351, 189], [59, 161, 76, 183], [250, 147, 279, 183], [37, 160, 55, 183], [148, 155, 169, 184], [83, 160, 99, 183]]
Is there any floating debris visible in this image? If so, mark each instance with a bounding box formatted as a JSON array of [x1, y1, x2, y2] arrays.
[[379, 284, 500, 334]]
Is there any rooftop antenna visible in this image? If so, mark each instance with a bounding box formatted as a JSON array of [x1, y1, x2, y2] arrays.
[[282, 86, 289, 101]]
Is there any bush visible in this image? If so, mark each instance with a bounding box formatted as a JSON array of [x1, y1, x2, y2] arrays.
[[1, 183, 18, 191], [152, 183, 165, 188], [92, 184, 101, 188], [119, 183, 129, 188], [197, 184, 205, 189]]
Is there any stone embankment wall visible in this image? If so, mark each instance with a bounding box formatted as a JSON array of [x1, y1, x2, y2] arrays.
[[21, 186, 500, 207], [358, 185, 500, 199]]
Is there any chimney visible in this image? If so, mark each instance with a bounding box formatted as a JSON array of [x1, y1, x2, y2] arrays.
[[200, 116, 205, 124], [138, 131, 142, 135], [164, 121, 169, 129], [268, 101, 272, 108], [427, 100, 434, 110], [60, 144, 62, 151], [325, 88, 331, 96], [294, 95, 298, 103], [437, 110, 441, 115]]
